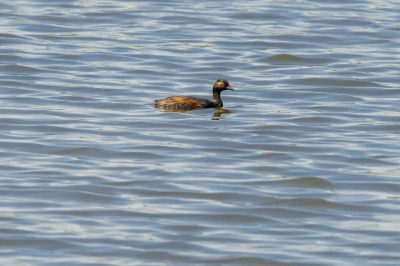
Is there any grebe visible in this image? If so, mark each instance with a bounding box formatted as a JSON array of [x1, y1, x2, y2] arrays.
[[154, 79, 233, 110]]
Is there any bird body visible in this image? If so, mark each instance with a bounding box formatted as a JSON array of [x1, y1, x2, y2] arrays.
[[154, 79, 232, 110], [154, 96, 216, 109]]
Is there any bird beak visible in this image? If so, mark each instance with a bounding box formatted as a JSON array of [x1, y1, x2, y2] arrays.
[[226, 86, 234, 91]]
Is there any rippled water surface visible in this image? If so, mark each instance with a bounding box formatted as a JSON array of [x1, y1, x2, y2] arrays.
[[1, 0, 400, 265]]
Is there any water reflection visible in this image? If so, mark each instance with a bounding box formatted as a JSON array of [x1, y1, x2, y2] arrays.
[[155, 106, 233, 120], [212, 108, 233, 120]]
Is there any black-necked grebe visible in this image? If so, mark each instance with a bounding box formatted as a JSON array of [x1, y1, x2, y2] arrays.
[[154, 79, 233, 110]]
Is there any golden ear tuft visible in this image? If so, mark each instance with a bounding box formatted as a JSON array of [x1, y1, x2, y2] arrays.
[[215, 81, 225, 87]]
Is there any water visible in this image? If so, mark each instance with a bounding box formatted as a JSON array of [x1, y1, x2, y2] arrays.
[[1, 0, 400, 265]]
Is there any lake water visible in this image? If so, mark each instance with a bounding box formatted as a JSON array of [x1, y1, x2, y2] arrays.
[[1, 0, 400, 265]]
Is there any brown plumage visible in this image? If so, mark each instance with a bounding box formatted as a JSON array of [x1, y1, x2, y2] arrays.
[[154, 79, 233, 110]]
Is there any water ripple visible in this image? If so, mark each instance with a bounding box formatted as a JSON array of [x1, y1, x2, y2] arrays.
[[0, 0, 399, 265]]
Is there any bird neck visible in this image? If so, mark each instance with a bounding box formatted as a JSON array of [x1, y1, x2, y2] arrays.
[[213, 89, 223, 108]]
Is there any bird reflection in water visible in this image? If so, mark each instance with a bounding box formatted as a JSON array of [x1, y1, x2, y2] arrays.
[[212, 108, 233, 120], [155, 106, 233, 120]]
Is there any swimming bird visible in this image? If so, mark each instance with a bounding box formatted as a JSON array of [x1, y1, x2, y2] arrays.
[[154, 79, 233, 110]]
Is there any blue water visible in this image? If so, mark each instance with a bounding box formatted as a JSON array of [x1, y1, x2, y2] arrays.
[[1, 0, 400, 265]]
